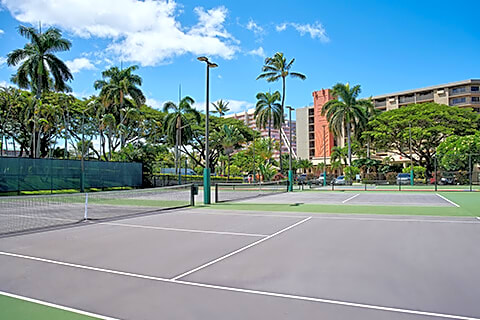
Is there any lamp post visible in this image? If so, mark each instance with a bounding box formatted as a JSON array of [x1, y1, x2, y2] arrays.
[[198, 56, 218, 204], [286, 106, 294, 191], [322, 125, 327, 187], [409, 123, 414, 186]]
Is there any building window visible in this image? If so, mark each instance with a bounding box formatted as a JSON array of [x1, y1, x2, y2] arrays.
[[452, 97, 466, 104], [452, 87, 466, 93], [472, 97, 480, 102], [471, 86, 479, 92]]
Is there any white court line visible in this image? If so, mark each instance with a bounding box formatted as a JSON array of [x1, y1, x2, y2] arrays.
[[0, 290, 119, 320], [170, 217, 312, 280], [342, 194, 360, 203], [199, 210, 478, 224], [436, 193, 460, 207], [0, 251, 478, 320], [101, 222, 268, 237]]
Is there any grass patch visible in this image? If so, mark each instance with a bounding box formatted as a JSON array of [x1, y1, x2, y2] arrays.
[[206, 192, 479, 217], [0, 294, 98, 320]]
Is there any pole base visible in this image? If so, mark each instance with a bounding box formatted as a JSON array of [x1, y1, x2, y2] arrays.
[[204, 168, 211, 204]]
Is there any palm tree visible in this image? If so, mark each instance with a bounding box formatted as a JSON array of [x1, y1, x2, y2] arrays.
[[321, 83, 370, 165], [163, 96, 200, 173], [7, 25, 73, 158], [330, 146, 348, 167], [94, 65, 145, 148], [254, 91, 282, 153], [7, 25, 73, 98], [257, 52, 306, 172], [211, 99, 230, 116], [298, 158, 313, 174], [220, 124, 244, 180]]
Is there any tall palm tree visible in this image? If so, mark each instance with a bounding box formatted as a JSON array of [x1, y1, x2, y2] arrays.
[[163, 96, 200, 173], [7, 25, 73, 157], [211, 99, 230, 116], [94, 65, 145, 148], [321, 83, 370, 165], [220, 124, 244, 180], [256, 52, 306, 172], [298, 158, 313, 174], [254, 91, 282, 153], [7, 25, 73, 98]]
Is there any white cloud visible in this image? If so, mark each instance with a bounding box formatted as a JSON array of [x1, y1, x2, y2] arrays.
[[0, 80, 10, 88], [2, 0, 239, 66], [0, 29, 4, 35], [275, 23, 287, 32], [247, 47, 265, 58], [146, 97, 164, 110], [65, 57, 95, 73], [276, 22, 329, 42], [246, 19, 264, 36], [0, 56, 6, 66], [193, 99, 253, 114]]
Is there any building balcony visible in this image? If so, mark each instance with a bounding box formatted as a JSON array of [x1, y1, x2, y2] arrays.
[[449, 87, 468, 96], [398, 96, 415, 104], [416, 92, 434, 102], [374, 100, 386, 108]]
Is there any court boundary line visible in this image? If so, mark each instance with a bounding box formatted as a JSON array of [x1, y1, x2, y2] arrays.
[[0, 290, 119, 320], [195, 210, 478, 224], [101, 222, 268, 237], [342, 194, 360, 203], [436, 193, 460, 207], [170, 216, 312, 280], [0, 251, 478, 320]]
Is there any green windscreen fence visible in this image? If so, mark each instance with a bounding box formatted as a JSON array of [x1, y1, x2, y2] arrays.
[[0, 158, 142, 193]]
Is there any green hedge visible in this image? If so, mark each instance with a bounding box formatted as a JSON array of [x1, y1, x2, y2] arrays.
[[152, 173, 243, 182]]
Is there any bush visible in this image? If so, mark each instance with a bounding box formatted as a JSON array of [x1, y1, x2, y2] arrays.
[[402, 166, 426, 180], [362, 172, 377, 183], [344, 166, 360, 181], [386, 172, 397, 184]]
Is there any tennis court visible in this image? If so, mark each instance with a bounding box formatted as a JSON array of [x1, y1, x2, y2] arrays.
[[1, 184, 479, 319]]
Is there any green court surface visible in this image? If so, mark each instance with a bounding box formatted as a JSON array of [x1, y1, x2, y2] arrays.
[[0, 293, 99, 320], [207, 192, 479, 217]]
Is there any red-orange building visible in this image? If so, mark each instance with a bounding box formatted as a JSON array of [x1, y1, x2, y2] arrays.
[[296, 89, 335, 161]]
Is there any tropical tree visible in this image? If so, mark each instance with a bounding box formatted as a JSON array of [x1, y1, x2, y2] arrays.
[[254, 91, 282, 153], [163, 96, 200, 173], [211, 99, 230, 116], [436, 132, 480, 171], [297, 158, 313, 173], [364, 103, 479, 177], [330, 146, 348, 167], [94, 65, 146, 148], [219, 124, 245, 180], [7, 25, 73, 158], [7, 25, 73, 98], [257, 52, 306, 172], [321, 83, 372, 166]]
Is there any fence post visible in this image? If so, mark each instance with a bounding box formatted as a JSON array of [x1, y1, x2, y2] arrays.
[[434, 156, 438, 192], [469, 154, 472, 192], [191, 184, 195, 206], [84, 193, 88, 220], [215, 183, 218, 203]]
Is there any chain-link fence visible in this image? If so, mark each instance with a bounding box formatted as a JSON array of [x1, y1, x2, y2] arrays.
[[304, 154, 479, 192], [0, 157, 142, 194]]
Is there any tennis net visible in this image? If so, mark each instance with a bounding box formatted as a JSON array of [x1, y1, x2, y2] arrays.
[[0, 184, 195, 237], [214, 180, 289, 203]]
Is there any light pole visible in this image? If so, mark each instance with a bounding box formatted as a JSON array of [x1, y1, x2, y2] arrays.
[[409, 123, 414, 186], [322, 125, 327, 187], [286, 106, 294, 191], [198, 56, 218, 204]]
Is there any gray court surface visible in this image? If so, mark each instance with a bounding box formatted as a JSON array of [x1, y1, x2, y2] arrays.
[[233, 191, 456, 206], [1, 208, 479, 320]]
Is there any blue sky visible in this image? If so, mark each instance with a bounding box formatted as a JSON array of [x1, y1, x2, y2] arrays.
[[0, 0, 479, 117]]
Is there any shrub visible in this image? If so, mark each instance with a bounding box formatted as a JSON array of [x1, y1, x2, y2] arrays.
[[344, 166, 360, 181], [386, 172, 397, 184], [362, 172, 377, 183], [402, 166, 426, 180]]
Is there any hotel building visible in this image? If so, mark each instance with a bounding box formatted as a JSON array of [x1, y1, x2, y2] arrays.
[[224, 108, 296, 159], [296, 79, 480, 165]]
